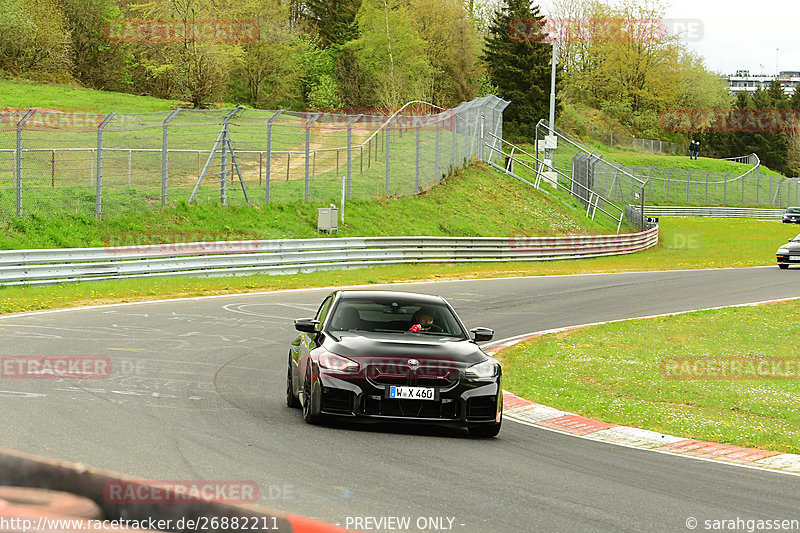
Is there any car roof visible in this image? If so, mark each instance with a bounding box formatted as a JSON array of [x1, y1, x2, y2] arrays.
[[336, 290, 446, 305]]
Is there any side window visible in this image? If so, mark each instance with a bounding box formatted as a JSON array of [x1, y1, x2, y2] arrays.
[[315, 295, 335, 326]]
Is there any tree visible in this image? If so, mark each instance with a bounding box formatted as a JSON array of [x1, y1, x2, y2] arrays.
[[482, 0, 555, 138], [408, 0, 482, 106], [228, 1, 306, 108], [303, 0, 361, 46], [347, 0, 433, 109], [58, 0, 131, 91], [125, 0, 247, 107], [0, 0, 72, 80], [298, 37, 342, 109], [790, 86, 800, 110], [786, 129, 800, 177]]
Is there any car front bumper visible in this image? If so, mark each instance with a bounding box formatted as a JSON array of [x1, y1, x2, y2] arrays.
[[776, 253, 800, 265], [315, 371, 502, 427]]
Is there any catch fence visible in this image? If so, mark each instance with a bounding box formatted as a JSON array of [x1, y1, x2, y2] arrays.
[[0, 95, 509, 218]]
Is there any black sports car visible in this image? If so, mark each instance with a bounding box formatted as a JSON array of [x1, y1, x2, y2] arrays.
[[776, 233, 800, 268], [286, 290, 502, 437]]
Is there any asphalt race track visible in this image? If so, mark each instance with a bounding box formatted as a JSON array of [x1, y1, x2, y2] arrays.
[[1, 267, 799, 532]]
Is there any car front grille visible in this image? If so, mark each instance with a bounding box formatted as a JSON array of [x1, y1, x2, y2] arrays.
[[364, 362, 458, 388], [359, 396, 459, 419], [466, 396, 498, 421], [321, 387, 354, 414]]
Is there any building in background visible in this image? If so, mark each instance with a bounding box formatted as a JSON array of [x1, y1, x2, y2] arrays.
[[727, 70, 800, 97]]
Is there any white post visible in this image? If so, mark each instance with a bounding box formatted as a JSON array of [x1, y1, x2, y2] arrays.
[[341, 175, 346, 224]]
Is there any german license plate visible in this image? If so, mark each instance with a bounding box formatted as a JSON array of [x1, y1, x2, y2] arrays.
[[389, 386, 435, 400], [791, 256, 800, 261]]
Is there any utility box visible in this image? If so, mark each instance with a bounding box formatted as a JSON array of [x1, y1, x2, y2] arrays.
[[535, 135, 558, 153], [317, 207, 339, 233]]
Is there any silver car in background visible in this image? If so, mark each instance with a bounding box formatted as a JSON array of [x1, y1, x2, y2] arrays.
[[782, 207, 800, 223]]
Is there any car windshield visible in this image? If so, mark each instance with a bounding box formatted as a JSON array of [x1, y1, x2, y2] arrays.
[[788, 208, 800, 214], [327, 297, 466, 338]]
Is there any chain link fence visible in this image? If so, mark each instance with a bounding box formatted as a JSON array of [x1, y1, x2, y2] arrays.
[[589, 156, 800, 208], [0, 95, 509, 219], [585, 124, 684, 155], [537, 127, 797, 208], [537, 122, 648, 230]]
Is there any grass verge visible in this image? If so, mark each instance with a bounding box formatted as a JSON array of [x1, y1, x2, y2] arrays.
[[0, 162, 618, 249], [1, 217, 796, 315], [495, 299, 800, 454]]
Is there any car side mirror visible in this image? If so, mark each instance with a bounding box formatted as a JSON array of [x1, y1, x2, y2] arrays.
[[470, 327, 494, 342], [295, 318, 321, 334]]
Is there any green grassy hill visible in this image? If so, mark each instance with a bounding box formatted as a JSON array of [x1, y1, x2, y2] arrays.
[[0, 80, 181, 113], [581, 145, 785, 177], [0, 161, 627, 250]]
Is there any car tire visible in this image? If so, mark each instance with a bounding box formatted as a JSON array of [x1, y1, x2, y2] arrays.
[[286, 353, 300, 408], [779, 264, 789, 269], [468, 421, 502, 437], [302, 369, 321, 424]]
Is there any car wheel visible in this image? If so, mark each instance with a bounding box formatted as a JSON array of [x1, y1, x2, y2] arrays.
[[468, 421, 502, 437], [779, 264, 789, 269], [302, 368, 321, 424], [286, 353, 300, 408]]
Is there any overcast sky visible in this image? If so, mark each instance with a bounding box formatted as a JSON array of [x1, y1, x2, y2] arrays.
[[535, 0, 797, 75]]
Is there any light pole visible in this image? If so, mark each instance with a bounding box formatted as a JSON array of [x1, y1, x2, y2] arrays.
[[545, 39, 558, 169], [549, 40, 558, 133]]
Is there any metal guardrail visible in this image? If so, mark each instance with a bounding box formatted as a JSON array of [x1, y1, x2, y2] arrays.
[[0, 230, 659, 286], [641, 206, 784, 218]]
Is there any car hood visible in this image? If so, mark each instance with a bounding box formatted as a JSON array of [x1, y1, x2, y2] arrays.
[[777, 241, 800, 252], [324, 332, 487, 365]]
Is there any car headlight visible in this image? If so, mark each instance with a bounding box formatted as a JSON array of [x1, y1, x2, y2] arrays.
[[465, 360, 499, 379], [319, 353, 359, 373], [778, 248, 790, 254]]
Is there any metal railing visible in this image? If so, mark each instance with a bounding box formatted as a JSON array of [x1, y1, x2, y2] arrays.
[[585, 125, 683, 155], [538, 121, 649, 231], [0, 230, 659, 286], [607, 154, 788, 207], [722, 154, 760, 166], [0, 95, 509, 218], [483, 132, 630, 233], [640, 206, 785, 218], [539, 131, 793, 208]]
